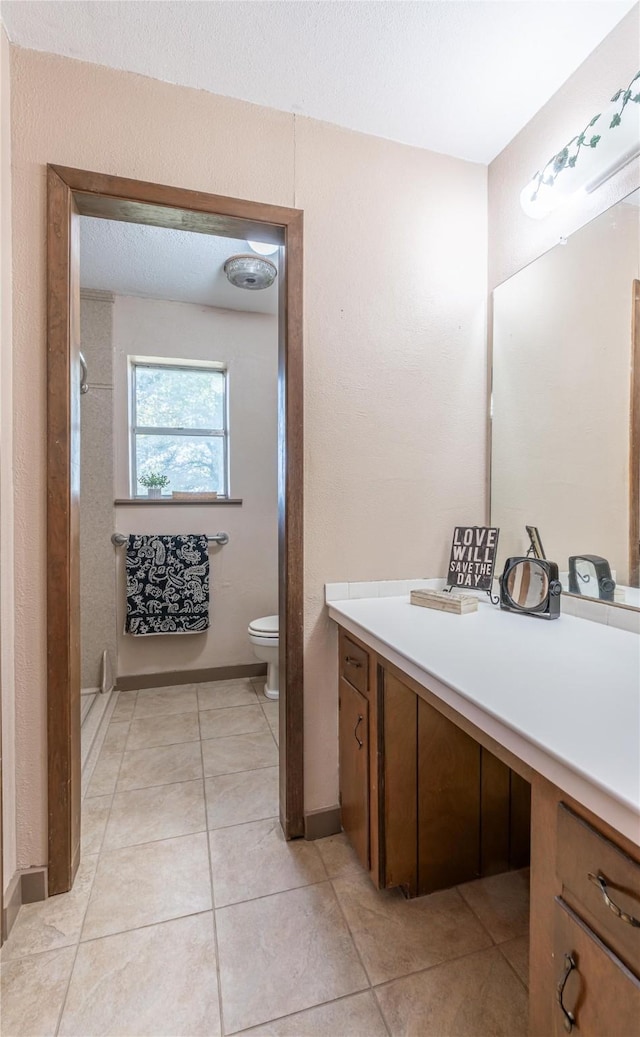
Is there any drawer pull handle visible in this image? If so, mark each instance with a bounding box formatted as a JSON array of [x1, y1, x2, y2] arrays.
[[588, 872, 640, 928], [345, 656, 363, 669], [556, 953, 577, 1033], [354, 714, 364, 749]]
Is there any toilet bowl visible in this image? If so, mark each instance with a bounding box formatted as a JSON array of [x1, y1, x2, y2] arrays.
[[248, 614, 279, 700]]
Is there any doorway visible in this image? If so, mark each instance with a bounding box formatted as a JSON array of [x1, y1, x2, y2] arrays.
[[46, 166, 304, 895]]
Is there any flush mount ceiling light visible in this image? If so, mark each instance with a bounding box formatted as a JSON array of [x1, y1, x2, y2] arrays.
[[224, 254, 277, 290], [247, 239, 279, 256], [520, 70, 640, 219]]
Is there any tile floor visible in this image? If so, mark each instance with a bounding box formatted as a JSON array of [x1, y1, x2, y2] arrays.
[[1, 677, 530, 1036]]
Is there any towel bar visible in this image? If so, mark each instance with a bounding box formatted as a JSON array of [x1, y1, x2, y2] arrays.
[[111, 532, 229, 547]]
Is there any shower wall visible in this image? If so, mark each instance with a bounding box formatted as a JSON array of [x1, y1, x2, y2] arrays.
[[79, 289, 117, 690]]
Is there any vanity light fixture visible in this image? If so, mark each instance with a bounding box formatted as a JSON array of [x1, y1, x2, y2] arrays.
[[520, 70, 640, 220], [247, 239, 279, 256]]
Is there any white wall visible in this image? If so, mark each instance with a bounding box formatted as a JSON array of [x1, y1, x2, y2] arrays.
[[112, 295, 279, 677], [0, 23, 16, 894]]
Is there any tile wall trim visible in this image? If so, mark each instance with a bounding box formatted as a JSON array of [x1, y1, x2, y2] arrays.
[[1, 870, 21, 942], [117, 662, 267, 692], [2, 866, 48, 942], [304, 805, 342, 840], [21, 866, 48, 904], [324, 580, 639, 633], [79, 288, 114, 303], [81, 688, 119, 796], [324, 578, 442, 602]]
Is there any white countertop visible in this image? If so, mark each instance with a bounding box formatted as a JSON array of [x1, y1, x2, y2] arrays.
[[328, 595, 640, 845]]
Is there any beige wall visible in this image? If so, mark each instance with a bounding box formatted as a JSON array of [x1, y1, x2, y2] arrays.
[[488, 5, 640, 291], [1, 24, 16, 894], [9, 46, 487, 867], [111, 295, 278, 677], [79, 291, 117, 691], [492, 201, 639, 582], [295, 116, 488, 801]]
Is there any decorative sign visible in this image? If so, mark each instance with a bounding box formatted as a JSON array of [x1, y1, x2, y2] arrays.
[[447, 526, 499, 591]]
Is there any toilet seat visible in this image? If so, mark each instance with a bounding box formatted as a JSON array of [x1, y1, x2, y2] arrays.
[[248, 614, 278, 638]]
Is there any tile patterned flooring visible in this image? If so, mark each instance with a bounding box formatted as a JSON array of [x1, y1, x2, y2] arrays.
[[1, 678, 530, 1036]]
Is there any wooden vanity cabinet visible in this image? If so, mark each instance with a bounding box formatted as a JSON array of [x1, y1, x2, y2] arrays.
[[530, 782, 640, 1037], [557, 804, 640, 976], [417, 694, 481, 892], [335, 623, 640, 1037], [337, 627, 531, 898], [552, 898, 640, 1037], [549, 803, 640, 1036], [338, 630, 374, 872], [339, 629, 420, 891], [377, 669, 418, 891], [338, 678, 369, 870]]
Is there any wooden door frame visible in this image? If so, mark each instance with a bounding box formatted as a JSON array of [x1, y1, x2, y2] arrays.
[[47, 165, 304, 894]]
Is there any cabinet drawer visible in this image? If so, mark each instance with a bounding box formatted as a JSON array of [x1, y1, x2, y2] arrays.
[[339, 632, 370, 697], [557, 804, 640, 977], [552, 898, 640, 1036]]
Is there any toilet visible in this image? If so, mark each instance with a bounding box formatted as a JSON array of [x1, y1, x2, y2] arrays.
[[248, 614, 279, 700]]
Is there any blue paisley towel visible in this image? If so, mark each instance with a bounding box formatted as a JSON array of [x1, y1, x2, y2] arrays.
[[125, 534, 210, 635]]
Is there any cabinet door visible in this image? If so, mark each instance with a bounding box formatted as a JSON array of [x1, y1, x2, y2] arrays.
[[339, 680, 369, 870], [418, 697, 481, 893], [380, 671, 418, 893], [553, 898, 640, 1036]]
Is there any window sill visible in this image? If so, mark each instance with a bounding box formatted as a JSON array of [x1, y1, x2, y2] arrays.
[[114, 498, 243, 506]]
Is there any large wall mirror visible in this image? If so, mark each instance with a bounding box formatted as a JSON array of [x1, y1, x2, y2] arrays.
[[491, 188, 640, 611]]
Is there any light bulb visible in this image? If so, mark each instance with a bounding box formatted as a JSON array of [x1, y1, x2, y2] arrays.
[[247, 240, 279, 256]]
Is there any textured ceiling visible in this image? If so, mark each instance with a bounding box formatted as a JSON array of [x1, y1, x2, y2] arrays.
[[79, 218, 279, 314], [2, 0, 635, 163]]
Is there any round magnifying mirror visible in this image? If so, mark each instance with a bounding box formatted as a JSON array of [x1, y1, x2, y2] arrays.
[[505, 559, 549, 610]]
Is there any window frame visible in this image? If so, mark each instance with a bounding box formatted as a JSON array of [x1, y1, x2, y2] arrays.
[[129, 357, 229, 498]]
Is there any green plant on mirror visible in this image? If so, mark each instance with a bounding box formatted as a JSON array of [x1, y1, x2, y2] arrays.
[[138, 472, 170, 490]]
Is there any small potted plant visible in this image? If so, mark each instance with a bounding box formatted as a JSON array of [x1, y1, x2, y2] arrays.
[[138, 472, 170, 499]]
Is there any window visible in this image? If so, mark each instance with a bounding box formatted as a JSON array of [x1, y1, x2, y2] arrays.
[[130, 360, 228, 497]]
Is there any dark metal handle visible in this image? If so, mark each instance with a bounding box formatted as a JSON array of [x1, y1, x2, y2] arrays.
[[354, 714, 363, 749], [556, 953, 577, 1033], [588, 872, 640, 928], [345, 656, 362, 669]]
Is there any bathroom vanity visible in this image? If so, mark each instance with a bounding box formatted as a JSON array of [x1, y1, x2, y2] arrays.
[[328, 594, 640, 1037]]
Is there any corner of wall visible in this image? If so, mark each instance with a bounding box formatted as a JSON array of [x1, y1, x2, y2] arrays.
[[488, 5, 640, 289], [0, 21, 18, 895]]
